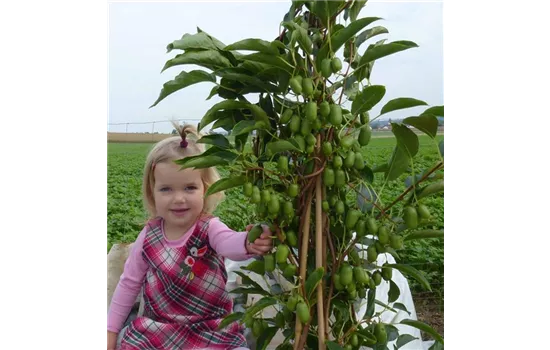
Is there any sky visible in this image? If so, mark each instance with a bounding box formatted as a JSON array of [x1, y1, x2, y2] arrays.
[[108, 1, 443, 134]]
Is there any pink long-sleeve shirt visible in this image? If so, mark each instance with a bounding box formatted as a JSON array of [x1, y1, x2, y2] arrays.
[[107, 217, 254, 333]]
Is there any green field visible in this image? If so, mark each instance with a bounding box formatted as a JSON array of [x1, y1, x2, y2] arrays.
[[108, 134, 444, 295]]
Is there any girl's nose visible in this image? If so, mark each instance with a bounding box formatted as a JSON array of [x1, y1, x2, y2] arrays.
[[174, 191, 186, 202]]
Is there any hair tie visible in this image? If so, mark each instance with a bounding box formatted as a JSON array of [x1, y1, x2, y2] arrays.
[[180, 131, 188, 148]]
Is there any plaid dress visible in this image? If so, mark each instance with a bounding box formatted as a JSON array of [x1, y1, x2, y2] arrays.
[[119, 215, 247, 350]]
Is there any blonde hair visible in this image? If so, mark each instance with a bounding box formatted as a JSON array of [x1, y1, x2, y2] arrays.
[[142, 121, 224, 219]]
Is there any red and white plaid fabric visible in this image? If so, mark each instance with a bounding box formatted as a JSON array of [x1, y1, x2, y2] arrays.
[[119, 215, 247, 350]]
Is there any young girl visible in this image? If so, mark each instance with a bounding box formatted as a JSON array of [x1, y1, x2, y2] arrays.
[[107, 123, 273, 350]]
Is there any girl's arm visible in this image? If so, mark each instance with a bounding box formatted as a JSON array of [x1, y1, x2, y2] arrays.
[[107, 226, 149, 334], [207, 218, 258, 261]]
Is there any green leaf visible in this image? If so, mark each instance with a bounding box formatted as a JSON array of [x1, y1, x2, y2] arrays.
[[212, 114, 236, 132], [349, 0, 367, 21], [277, 70, 291, 94], [354, 38, 386, 81], [161, 50, 232, 72], [344, 76, 359, 100], [421, 105, 444, 117], [305, 267, 324, 300], [388, 279, 400, 303], [357, 184, 377, 213], [256, 326, 279, 350], [385, 324, 399, 342], [259, 94, 277, 120], [240, 60, 278, 76], [356, 26, 389, 48], [270, 283, 283, 295], [199, 100, 250, 131], [218, 312, 243, 330], [266, 140, 301, 155], [247, 104, 271, 126], [396, 334, 418, 349], [405, 229, 443, 241], [392, 123, 419, 158], [326, 341, 344, 350], [351, 85, 386, 115], [400, 319, 443, 343], [231, 120, 266, 137], [403, 115, 439, 138], [358, 237, 376, 247], [374, 300, 397, 314], [166, 32, 219, 53], [220, 50, 241, 66], [225, 38, 279, 55], [175, 155, 230, 170], [393, 302, 411, 316], [332, 299, 350, 323], [205, 175, 247, 197], [383, 246, 401, 260], [234, 271, 268, 293], [416, 180, 444, 200], [234, 133, 249, 152], [246, 296, 277, 317], [295, 27, 313, 55], [385, 264, 431, 291], [196, 27, 227, 50], [243, 260, 265, 275], [356, 329, 377, 346], [206, 86, 219, 100], [439, 140, 444, 158], [310, 0, 343, 27], [214, 68, 279, 93], [240, 52, 294, 73], [358, 165, 374, 184], [372, 163, 389, 173], [429, 341, 444, 350], [228, 286, 270, 296], [283, 2, 296, 22], [316, 17, 382, 69], [385, 146, 409, 181], [380, 98, 428, 116], [358, 40, 418, 68], [196, 134, 232, 149], [199, 145, 235, 158], [150, 70, 216, 107], [365, 288, 376, 318]]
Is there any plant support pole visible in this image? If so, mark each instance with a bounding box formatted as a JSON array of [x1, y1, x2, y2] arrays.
[[315, 175, 326, 350]]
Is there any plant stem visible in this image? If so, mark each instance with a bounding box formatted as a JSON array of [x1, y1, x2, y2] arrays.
[[332, 1, 352, 21], [295, 190, 313, 349], [377, 161, 443, 219], [303, 162, 326, 179], [324, 222, 336, 337], [337, 42, 353, 106]]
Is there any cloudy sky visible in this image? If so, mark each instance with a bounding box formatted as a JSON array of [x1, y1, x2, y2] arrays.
[[109, 1, 442, 133]]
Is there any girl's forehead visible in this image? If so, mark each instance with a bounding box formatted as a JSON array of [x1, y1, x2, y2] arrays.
[[154, 162, 203, 181]]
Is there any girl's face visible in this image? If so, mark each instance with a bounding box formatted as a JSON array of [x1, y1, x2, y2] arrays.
[[152, 161, 205, 235]]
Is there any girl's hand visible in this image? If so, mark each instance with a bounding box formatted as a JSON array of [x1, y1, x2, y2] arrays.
[[108, 331, 118, 350], [245, 224, 273, 255]]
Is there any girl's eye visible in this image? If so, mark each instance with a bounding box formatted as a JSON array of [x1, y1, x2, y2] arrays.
[[159, 187, 171, 192], [186, 186, 197, 191]]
